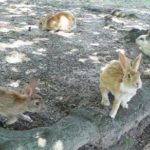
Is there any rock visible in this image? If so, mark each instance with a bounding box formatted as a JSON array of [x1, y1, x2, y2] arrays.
[[0, 82, 150, 150]]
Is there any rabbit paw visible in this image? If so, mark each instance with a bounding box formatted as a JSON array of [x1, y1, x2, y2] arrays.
[[109, 112, 116, 119], [121, 102, 128, 109], [101, 99, 110, 106], [5, 117, 18, 125], [19, 114, 33, 122]]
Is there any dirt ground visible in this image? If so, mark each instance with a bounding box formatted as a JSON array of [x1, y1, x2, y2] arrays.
[[0, 0, 150, 149]]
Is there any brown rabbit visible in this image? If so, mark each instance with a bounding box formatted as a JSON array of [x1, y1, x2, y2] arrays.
[[0, 79, 47, 125], [100, 52, 142, 118], [39, 11, 76, 32]]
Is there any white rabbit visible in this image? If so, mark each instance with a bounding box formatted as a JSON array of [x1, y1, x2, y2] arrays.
[[136, 31, 150, 57]]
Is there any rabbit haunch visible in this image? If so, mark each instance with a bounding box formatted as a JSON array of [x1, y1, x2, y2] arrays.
[[39, 11, 76, 32], [0, 80, 46, 125], [100, 52, 142, 118]]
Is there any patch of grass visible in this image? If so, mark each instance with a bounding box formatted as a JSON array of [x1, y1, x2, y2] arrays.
[[121, 137, 134, 149]]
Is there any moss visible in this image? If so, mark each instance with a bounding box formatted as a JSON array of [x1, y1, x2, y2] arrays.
[[121, 137, 134, 149]]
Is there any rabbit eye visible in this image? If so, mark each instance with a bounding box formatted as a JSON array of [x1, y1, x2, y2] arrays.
[[35, 101, 40, 106], [128, 73, 131, 78], [140, 37, 144, 41]]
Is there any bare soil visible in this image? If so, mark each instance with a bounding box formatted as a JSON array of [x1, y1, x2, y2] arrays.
[[0, 0, 150, 149]]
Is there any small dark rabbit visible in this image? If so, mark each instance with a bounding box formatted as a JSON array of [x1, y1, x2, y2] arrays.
[[0, 79, 47, 125]]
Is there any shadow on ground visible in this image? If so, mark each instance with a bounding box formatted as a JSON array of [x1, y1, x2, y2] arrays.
[[0, 0, 150, 149]]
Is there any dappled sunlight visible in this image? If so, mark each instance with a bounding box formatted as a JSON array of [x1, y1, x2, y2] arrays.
[[56, 96, 63, 100], [10, 66, 19, 73], [0, 21, 10, 26], [92, 52, 98, 55], [78, 51, 101, 64], [37, 48, 47, 52], [125, 20, 149, 29], [83, 19, 97, 23], [32, 48, 47, 56], [38, 137, 47, 148], [53, 140, 64, 150], [0, 24, 38, 33], [5, 51, 30, 64], [25, 69, 37, 75], [0, 2, 42, 34], [34, 132, 47, 148], [32, 37, 49, 43], [85, 13, 100, 19], [112, 17, 125, 24], [0, 0, 7, 2], [8, 80, 20, 88], [88, 55, 100, 64], [98, 14, 107, 18], [90, 43, 99, 46], [93, 31, 100, 35], [19, 25, 38, 31], [5, 3, 37, 16], [0, 0, 149, 134], [103, 25, 117, 31], [115, 49, 125, 54], [106, 15, 150, 31], [143, 68, 150, 76], [6, 7, 24, 15], [16, 145, 24, 150], [112, 16, 149, 29], [78, 13, 101, 23], [54, 31, 75, 38], [100, 65, 106, 72], [0, 27, 20, 33], [78, 58, 88, 63], [64, 48, 79, 55], [35, 132, 64, 149], [136, 9, 150, 15], [11, 3, 37, 9], [79, 55, 100, 64], [0, 40, 33, 51], [0, 21, 17, 33], [32, 50, 46, 56]]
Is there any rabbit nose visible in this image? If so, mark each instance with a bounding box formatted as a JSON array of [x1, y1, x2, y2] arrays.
[[136, 82, 139, 87]]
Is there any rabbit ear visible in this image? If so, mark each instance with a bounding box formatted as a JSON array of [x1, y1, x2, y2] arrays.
[[24, 78, 39, 96], [30, 78, 39, 91], [119, 52, 129, 71], [131, 53, 142, 71], [24, 86, 33, 96]]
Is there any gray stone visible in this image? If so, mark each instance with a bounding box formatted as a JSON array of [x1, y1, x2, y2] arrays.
[[0, 81, 150, 150]]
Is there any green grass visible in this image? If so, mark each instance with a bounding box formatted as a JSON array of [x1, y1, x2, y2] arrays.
[[121, 137, 134, 149]]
